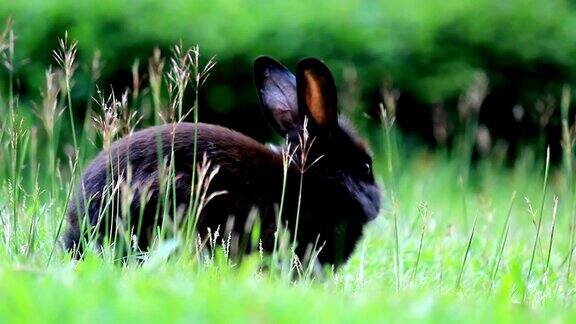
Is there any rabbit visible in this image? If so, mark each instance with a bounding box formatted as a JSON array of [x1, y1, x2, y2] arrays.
[[63, 56, 381, 266]]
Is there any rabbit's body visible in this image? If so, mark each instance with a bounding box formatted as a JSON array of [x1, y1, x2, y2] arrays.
[[64, 56, 381, 266], [64, 123, 281, 255]]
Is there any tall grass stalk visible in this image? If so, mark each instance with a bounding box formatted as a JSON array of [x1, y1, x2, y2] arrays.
[[47, 154, 79, 267], [272, 141, 293, 268], [93, 90, 121, 257], [525, 147, 551, 300], [25, 172, 41, 258], [8, 113, 29, 252], [525, 197, 545, 261], [53, 32, 78, 150], [456, 214, 478, 289], [182, 46, 216, 252], [413, 202, 429, 280], [392, 199, 401, 290], [1, 18, 14, 112], [545, 196, 558, 275], [35, 68, 62, 204], [290, 119, 322, 269], [380, 91, 402, 290], [379, 102, 395, 191], [293, 171, 304, 263], [78, 50, 104, 168], [561, 85, 576, 281], [489, 191, 517, 290], [456, 73, 488, 200], [291, 120, 309, 258], [1, 22, 30, 252], [156, 45, 196, 246], [149, 48, 164, 125], [86, 50, 102, 114]]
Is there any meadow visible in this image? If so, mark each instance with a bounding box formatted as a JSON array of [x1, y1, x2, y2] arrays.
[[1, 19, 576, 323]]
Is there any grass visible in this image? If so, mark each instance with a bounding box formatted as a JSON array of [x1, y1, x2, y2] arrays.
[[2, 23, 576, 323], [1, 154, 576, 322]]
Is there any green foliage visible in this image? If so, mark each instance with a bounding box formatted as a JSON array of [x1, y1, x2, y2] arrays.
[[3, 0, 576, 117]]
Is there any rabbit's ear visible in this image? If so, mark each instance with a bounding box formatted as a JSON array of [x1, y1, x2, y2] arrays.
[[254, 56, 300, 135], [296, 58, 338, 133]]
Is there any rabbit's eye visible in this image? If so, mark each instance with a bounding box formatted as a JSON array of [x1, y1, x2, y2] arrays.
[[363, 162, 372, 177]]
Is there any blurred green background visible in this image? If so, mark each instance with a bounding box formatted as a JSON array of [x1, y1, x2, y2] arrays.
[[2, 0, 576, 160]]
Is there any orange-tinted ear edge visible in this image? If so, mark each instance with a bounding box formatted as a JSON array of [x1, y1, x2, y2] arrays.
[[296, 58, 338, 132]]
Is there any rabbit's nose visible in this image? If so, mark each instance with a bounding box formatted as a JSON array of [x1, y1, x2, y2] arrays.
[[359, 184, 380, 222]]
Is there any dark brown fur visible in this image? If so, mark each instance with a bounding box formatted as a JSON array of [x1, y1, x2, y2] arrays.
[[64, 57, 381, 266], [64, 123, 281, 254]]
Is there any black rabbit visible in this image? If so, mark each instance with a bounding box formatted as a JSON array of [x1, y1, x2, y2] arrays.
[[63, 56, 381, 266]]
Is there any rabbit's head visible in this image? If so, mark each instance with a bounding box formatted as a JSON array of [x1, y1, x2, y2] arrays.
[[254, 56, 381, 227]]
